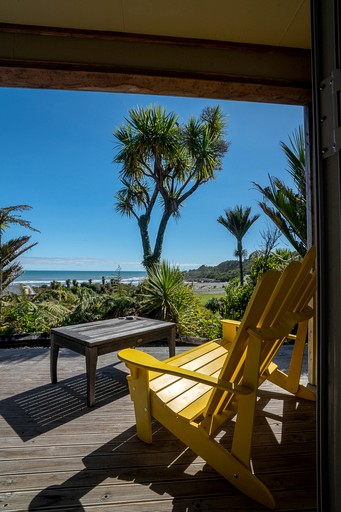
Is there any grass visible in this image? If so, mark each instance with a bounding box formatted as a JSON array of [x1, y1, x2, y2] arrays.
[[195, 293, 225, 305]]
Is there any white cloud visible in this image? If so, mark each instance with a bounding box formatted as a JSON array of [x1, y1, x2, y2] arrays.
[[19, 256, 205, 271], [20, 256, 144, 270]]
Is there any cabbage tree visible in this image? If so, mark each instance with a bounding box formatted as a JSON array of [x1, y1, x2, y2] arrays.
[[113, 105, 229, 269]]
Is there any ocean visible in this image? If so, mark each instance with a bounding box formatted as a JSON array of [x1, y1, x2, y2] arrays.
[[9, 269, 147, 292]]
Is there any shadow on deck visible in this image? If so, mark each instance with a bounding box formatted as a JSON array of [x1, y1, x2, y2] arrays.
[[0, 346, 316, 511]]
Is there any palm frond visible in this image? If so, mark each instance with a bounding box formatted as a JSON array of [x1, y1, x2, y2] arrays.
[[280, 126, 306, 197], [0, 205, 39, 233], [253, 126, 307, 256], [217, 205, 259, 242]]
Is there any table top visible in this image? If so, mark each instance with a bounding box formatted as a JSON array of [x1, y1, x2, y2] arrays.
[[51, 316, 176, 346]]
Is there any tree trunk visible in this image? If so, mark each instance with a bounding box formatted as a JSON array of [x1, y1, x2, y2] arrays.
[[152, 208, 173, 264], [237, 240, 244, 285], [139, 208, 173, 270], [138, 214, 153, 268]]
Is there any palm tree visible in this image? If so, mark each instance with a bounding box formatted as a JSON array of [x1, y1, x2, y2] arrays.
[[0, 205, 39, 317], [217, 205, 259, 285], [252, 126, 307, 256], [0, 236, 37, 290], [114, 105, 229, 269]]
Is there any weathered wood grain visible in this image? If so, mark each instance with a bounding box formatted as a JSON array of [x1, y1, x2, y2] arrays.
[[50, 317, 176, 406], [0, 346, 316, 511]]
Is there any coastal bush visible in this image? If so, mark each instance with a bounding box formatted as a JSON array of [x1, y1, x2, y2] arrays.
[[248, 255, 278, 286], [101, 295, 137, 318], [0, 283, 140, 334], [1, 293, 69, 334], [220, 278, 254, 321], [214, 254, 294, 321], [65, 290, 138, 324], [204, 296, 224, 313], [183, 258, 253, 283], [66, 293, 107, 324], [178, 303, 222, 340], [50, 280, 62, 290], [3, 257, 288, 338], [138, 261, 221, 339], [37, 288, 79, 305]]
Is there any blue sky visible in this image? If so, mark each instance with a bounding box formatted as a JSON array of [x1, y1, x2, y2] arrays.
[[1, 88, 304, 271]]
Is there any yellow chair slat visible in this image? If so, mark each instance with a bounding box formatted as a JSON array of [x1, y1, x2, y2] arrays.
[[118, 246, 317, 509], [213, 249, 316, 418], [203, 269, 282, 417], [164, 381, 213, 414], [149, 342, 229, 391], [178, 390, 213, 421], [153, 353, 227, 403], [161, 338, 228, 366]]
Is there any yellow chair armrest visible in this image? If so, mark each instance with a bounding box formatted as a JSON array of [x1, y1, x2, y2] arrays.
[[221, 319, 241, 341], [118, 348, 252, 395], [221, 319, 241, 326]]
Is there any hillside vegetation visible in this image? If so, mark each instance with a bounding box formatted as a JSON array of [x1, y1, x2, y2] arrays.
[[183, 258, 253, 282]]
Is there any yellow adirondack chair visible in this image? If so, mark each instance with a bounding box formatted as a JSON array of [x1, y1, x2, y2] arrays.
[[118, 247, 316, 509]]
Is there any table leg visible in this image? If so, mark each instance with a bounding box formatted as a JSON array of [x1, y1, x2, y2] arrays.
[[167, 325, 176, 357], [50, 334, 60, 383], [85, 346, 98, 407]]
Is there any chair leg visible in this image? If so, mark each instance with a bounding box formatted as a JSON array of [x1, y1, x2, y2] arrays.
[[267, 320, 316, 401], [152, 404, 276, 509], [267, 367, 316, 400], [127, 366, 153, 444], [231, 335, 262, 467], [286, 320, 308, 392]]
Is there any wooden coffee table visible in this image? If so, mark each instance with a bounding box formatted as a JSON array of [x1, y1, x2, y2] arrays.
[[50, 316, 176, 406]]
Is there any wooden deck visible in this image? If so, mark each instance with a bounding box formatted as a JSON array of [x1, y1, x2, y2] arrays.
[[0, 344, 317, 511]]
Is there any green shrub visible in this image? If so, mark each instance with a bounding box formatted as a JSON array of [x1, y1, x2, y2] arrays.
[[248, 255, 278, 286], [178, 303, 222, 339], [1, 293, 70, 334], [102, 295, 137, 318], [220, 279, 254, 321], [36, 288, 79, 305], [217, 256, 288, 321], [66, 293, 108, 324], [204, 296, 224, 313]]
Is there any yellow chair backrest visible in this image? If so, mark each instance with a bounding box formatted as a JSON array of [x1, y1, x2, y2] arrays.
[[203, 246, 316, 419]]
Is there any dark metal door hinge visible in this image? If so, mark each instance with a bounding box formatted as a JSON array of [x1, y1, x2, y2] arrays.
[[319, 68, 341, 158]]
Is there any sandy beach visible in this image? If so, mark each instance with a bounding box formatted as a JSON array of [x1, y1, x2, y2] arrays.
[[189, 281, 227, 294], [8, 279, 227, 296]]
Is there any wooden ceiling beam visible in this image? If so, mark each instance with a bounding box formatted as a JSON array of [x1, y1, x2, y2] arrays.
[[0, 23, 312, 105]]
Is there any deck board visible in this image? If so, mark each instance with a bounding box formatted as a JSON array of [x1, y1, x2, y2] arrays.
[[0, 344, 317, 511]]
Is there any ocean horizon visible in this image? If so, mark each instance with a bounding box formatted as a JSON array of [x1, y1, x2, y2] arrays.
[[11, 269, 147, 290]]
